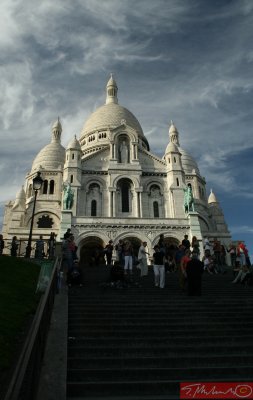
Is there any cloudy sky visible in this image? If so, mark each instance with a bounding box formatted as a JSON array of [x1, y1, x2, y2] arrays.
[[0, 0, 253, 256]]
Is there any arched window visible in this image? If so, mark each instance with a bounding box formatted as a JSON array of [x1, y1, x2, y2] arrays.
[[176, 178, 179, 187], [72, 153, 75, 160], [91, 200, 97, 216], [49, 180, 54, 194], [153, 201, 159, 217], [174, 157, 176, 163], [122, 182, 130, 212], [70, 175, 73, 183], [43, 180, 48, 194]]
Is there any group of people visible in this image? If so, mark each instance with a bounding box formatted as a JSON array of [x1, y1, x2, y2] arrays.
[[104, 234, 252, 295], [202, 238, 252, 285], [0, 233, 57, 259], [104, 234, 205, 294]]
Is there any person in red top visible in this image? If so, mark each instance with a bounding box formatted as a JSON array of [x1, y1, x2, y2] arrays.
[[237, 242, 247, 267], [180, 249, 191, 291]]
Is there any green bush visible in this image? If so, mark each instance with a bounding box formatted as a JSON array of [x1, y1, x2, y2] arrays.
[[0, 257, 41, 373]]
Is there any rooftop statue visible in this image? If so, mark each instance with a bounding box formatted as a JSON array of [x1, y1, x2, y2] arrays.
[[119, 141, 129, 163]]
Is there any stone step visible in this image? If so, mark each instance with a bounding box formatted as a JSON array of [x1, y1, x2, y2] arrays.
[[68, 320, 253, 329], [69, 333, 253, 348], [68, 353, 253, 369], [68, 315, 252, 323], [67, 327, 253, 337], [67, 379, 179, 398], [69, 298, 253, 307], [69, 305, 252, 320], [67, 267, 253, 399], [67, 366, 252, 382], [68, 343, 253, 357]]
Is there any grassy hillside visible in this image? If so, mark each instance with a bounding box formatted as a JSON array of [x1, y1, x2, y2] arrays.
[[0, 256, 41, 383]]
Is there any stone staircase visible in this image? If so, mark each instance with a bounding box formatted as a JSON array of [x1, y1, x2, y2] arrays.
[[67, 266, 253, 399]]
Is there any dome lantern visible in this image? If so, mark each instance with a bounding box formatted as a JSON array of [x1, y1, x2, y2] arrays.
[[52, 117, 62, 143], [106, 74, 118, 105]]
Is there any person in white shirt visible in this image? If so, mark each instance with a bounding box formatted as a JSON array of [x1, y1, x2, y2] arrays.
[[137, 241, 150, 277]]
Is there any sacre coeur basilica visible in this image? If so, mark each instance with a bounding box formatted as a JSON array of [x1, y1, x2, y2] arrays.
[[2, 76, 231, 261]]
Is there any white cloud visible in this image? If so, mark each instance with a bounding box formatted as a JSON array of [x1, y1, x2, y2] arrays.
[[230, 225, 253, 235], [0, 61, 35, 129]]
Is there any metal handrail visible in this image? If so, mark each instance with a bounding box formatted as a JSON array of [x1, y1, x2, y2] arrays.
[[3, 257, 61, 400]]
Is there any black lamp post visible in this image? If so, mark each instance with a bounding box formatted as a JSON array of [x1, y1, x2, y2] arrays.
[[25, 171, 44, 258]]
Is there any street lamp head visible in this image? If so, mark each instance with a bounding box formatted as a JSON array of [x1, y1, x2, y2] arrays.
[[33, 171, 44, 191]]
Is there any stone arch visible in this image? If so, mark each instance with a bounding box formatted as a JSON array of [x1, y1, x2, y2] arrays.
[[198, 215, 211, 232], [77, 233, 108, 266], [85, 176, 105, 190], [116, 234, 142, 258], [145, 180, 165, 193], [26, 210, 60, 226], [114, 232, 152, 260], [113, 174, 139, 189], [113, 128, 138, 144], [152, 234, 180, 249]]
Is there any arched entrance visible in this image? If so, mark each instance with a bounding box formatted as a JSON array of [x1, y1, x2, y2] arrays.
[[121, 236, 142, 259], [79, 236, 105, 266], [153, 235, 180, 257]]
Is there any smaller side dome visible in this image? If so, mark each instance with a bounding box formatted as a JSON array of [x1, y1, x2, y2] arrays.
[[67, 135, 81, 151], [208, 189, 218, 204], [32, 120, 65, 172]]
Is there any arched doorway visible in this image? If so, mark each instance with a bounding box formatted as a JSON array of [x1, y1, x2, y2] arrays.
[[121, 236, 142, 261], [116, 178, 134, 216], [79, 236, 105, 266], [153, 235, 180, 258]]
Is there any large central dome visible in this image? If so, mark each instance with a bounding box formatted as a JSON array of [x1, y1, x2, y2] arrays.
[[81, 102, 144, 136], [79, 76, 148, 149]]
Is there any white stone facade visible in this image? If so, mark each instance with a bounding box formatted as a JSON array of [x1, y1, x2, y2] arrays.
[[2, 76, 231, 261]]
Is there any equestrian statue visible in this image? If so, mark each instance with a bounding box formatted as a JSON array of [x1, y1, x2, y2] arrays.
[[63, 183, 74, 210], [184, 184, 195, 213]]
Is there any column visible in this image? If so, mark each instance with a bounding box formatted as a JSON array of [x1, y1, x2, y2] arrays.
[[139, 191, 143, 218], [112, 190, 116, 217], [109, 190, 112, 217]]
